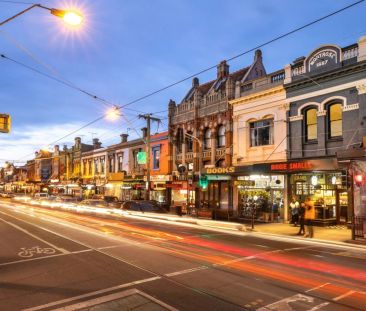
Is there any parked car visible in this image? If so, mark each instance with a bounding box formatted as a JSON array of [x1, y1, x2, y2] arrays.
[[0, 192, 14, 198], [78, 199, 111, 208], [90, 195, 122, 208], [121, 200, 168, 213], [34, 192, 49, 200]]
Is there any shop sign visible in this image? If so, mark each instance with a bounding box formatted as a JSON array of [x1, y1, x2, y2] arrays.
[[148, 175, 171, 182], [108, 172, 124, 181], [206, 167, 235, 174], [269, 159, 338, 172], [234, 180, 255, 187], [207, 175, 231, 181]]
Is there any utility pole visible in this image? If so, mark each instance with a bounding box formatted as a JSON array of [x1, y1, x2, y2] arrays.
[[138, 114, 161, 200]]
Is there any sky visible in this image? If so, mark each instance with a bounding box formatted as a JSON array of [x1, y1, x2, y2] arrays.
[[0, 0, 366, 166]]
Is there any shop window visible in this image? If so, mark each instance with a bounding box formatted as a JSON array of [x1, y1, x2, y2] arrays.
[[186, 131, 193, 152], [305, 108, 317, 141], [328, 103, 342, 138], [152, 147, 160, 170], [204, 128, 211, 149], [217, 125, 226, 148], [250, 119, 273, 146]]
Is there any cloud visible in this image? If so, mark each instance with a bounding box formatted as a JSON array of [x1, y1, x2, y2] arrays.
[[0, 120, 139, 166]]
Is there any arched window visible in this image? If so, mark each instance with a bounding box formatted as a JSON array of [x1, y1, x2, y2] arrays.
[[176, 128, 183, 152], [204, 128, 211, 149], [305, 108, 317, 141], [328, 103, 342, 138], [217, 125, 226, 147], [186, 131, 193, 152]]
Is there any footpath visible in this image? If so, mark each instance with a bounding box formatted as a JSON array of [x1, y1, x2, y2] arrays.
[[122, 210, 366, 249]]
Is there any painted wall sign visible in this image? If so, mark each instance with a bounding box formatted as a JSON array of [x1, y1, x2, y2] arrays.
[[306, 46, 341, 73], [269, 159, 338, 172]]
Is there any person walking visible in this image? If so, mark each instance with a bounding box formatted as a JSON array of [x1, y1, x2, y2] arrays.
[[304, 197, 315, 238], [290, 197, 299, 226], [297, 201, 306, 235]]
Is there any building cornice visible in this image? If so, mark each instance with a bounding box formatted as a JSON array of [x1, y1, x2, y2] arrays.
[[229, 85, 285, 106]]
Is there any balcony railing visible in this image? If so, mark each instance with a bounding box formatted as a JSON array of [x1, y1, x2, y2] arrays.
[[203, 150, 212, 159], [176, 154, 182, 162], [292, 66, 305, 77], [343, 45, 358, 60], [215, 148, 225, 158], [186, 152, 194, 160]]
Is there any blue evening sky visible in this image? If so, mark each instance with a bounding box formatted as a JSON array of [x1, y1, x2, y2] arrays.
[[0, 0, 365, 165]]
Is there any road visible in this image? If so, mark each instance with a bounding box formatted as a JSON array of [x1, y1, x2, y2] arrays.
[[0, 200, 365, 311]]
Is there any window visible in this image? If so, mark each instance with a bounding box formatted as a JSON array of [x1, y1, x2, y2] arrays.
[[186, 131, 193, 152], [88, 160, 92, 175], [250, 119, 273, 146], [329, 103, 342, 138], [204, 128, 211, 149], [217, 125, 226, 147], [83, 161, 87, 175], [118, 154, 123, 172], [94, 159, 99, 174], [100, 157, 105, 174], [152, 147, 160, 170], [176, 128, 183, 153], [305, 108, 317, 141], [109, 156, 114, 173], [133, 149, 141, 168]]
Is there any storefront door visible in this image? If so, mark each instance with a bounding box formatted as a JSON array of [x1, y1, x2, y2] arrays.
[[336, 189, 349, 223]]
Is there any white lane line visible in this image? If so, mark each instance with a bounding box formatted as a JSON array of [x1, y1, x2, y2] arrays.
[[307, 302, 330, 310], [0, 212, 69, 254], [23, 276, 161, 311], [165, 266, 209, 277], [255, 244, 270, 248], [97, 245, 121, 250], [305, 283, 330, 293], [0, 249, 93, 267], [333, 290, 356, 301]]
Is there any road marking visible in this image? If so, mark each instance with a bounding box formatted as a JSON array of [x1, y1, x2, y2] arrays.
[[97, 245, 121, 250], [51, 288, 178, 311], [165, 266, 208, 277], [305, 283, 330, 293], [333, 290, 355, 301], [18, 246, 56, 258], [0, 213, 69, 254], [257, 294, 314, 311], [307, 302, 330, 310], [255, 244, 270, 248], [23, 276, 161, 311], [0, 249, 93, 267]]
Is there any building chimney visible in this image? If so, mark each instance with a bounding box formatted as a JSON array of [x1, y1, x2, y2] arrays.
[[54, 145, 59, 153], [141, 127, 148, 138], [217, 60, 229, 79], [120, 133, 129, 143], [254, 49, 262, 61], [192, 77, 199, 87], [63, 145, 68, 151], [93, 138, 102, 149]]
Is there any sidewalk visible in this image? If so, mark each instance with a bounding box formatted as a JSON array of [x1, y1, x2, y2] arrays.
[[122, 210, 365, 247], [251, 222, 352, 243]]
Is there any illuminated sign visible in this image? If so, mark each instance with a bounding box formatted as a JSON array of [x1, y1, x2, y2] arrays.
[[206, 167, 235, 174], [271, 162, 313, 171], [234, 180, 255, 187], [270, 159, 338, 172]]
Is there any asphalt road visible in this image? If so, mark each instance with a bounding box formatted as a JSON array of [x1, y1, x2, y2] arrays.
[[0, 200, 365, 311]]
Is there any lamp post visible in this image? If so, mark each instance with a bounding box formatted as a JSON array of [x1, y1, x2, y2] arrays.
[[0, 4, 83, 27]]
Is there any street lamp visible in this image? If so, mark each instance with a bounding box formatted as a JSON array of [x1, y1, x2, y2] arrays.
[[0, 4, 83, 27]]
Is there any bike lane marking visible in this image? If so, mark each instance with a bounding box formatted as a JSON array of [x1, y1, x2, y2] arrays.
[[0, 213, 69, 254]]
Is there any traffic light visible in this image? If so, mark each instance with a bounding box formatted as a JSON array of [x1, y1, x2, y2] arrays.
[[0, 114, 11, 133], [354, 173, 364, 187], [199, 175, 208, 190]]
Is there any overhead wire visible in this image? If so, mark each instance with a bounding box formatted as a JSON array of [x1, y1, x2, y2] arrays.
[[1, 0, 364, 162]]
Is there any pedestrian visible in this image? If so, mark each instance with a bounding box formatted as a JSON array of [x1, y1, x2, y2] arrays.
[[290, 196, 300, 226], [297, 201, 305, 235], [272, 199, 279, 222], [304, 197, 315, 238]]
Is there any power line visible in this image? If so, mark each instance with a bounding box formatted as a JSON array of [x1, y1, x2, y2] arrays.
[[3, 0, 363, 161]]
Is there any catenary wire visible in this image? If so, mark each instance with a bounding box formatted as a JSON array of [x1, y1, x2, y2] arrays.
[[1, 0, 364, 162]]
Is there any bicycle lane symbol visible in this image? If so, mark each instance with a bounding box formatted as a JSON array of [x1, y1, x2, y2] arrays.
[[18, 246, 57, 258]]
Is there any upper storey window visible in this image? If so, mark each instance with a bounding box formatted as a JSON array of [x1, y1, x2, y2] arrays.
[[204, 128, 211, 150], [250, 119, 273, 146], [217, 125, 226, 148], [328, 103, 342, 138], [305, 108, 317, 141]]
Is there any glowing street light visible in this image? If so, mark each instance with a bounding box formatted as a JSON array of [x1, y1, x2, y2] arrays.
[[0, 4, 83, 27], [105, 106, 121, 121]]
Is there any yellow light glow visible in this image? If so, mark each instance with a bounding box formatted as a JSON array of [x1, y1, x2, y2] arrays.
[[63, 11, 83, 26], [106, 107, 120, 121]]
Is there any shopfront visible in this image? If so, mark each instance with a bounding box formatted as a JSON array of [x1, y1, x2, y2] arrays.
[[268, 158, 349, 225], [121, 176, 145, 201], [149, 175, 171, 205], [168, 181, 195, 214], [235, 175, 286, 222]]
